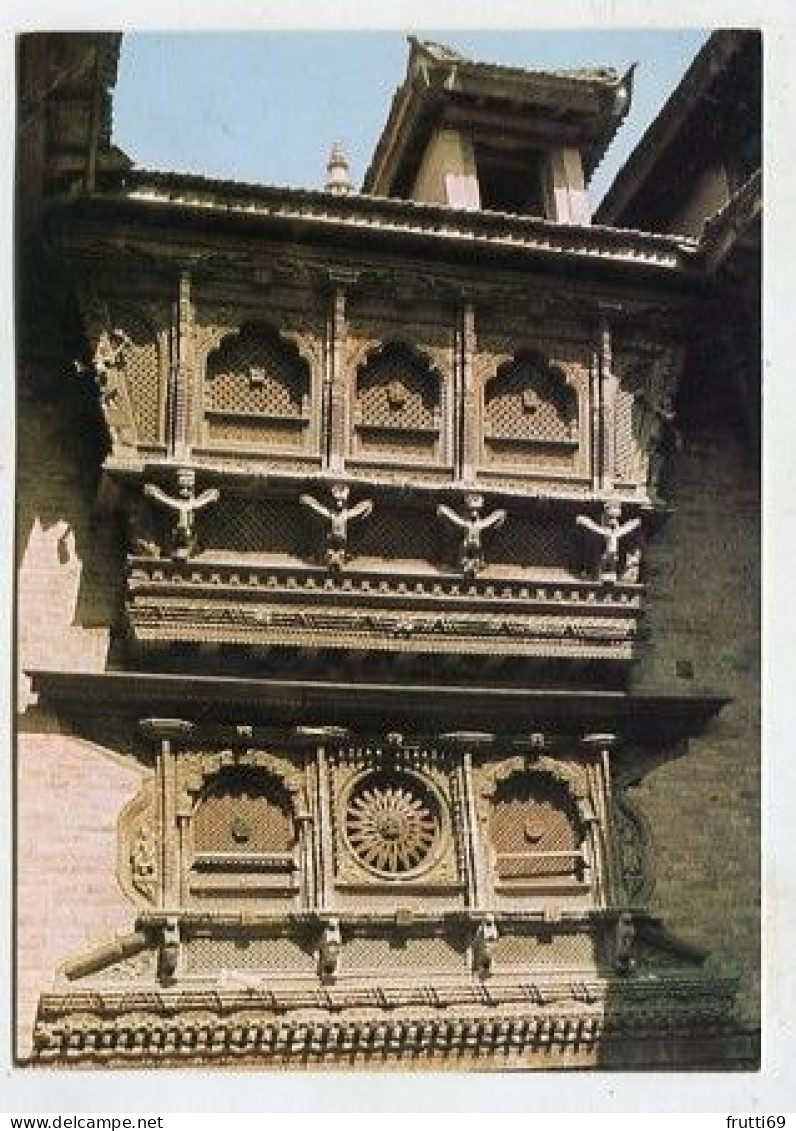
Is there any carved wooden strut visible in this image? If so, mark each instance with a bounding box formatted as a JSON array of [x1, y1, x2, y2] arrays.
[[300, 483, 374, 572], [576, 502, 641, 583], [437, 493, 506, 578], [143, 468, 220, 560]]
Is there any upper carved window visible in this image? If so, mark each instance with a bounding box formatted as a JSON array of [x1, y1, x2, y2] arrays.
[[484, 353, 578, 453], [352, 342, 443, 462], [204, 323, 311, 448], [487, 773, 585, 888]]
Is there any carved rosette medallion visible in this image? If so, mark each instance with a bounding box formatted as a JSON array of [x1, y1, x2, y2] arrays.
[[343, 771, 441, 878], [329, 749, 459, 888]]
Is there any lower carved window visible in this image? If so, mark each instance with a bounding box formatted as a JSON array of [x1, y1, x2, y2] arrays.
[[189, 766, 298, 903], [488, 773, 586, 891]]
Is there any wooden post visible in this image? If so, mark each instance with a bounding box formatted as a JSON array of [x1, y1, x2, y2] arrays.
[[459, 301, 478, 482], [170, 270, 194, 460]]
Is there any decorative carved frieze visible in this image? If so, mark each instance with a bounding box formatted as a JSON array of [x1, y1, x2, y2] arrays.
[[118, 778, 159, 908], [612, 342, 684, 498], [32, 967, 741, 1066], [612, 791, 656, 908]]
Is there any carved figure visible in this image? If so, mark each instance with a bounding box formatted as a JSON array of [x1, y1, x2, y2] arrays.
[[300, 483, 374, 572], [76, 327, 136, 447], [158, 916, 181, 981], [143, 468, 220, 560], [130, 827, 156, 883], [436, 493, 506, 578], [318, 918, 342, 980], [472, 914, 499, 977], [93, 327, 133, 384], [614, 911, 636, 975], [576, 502, 641, 583]]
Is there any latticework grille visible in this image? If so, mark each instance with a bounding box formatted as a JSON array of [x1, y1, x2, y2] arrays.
[[112, 313, 162, 445], [614, 386, 638, 483], [192, 767, 294, 855], [486, 516, 574, 570], [205, 326, 310, 444], [348, 507, 440, 564], [488, 775, 582, 880], [484, 358, 576, 443], [196, 497, 305, 556], [490, 931, 595, 968], [183, 934, 313, 974], [343, 933, 461, 972], [355, 344, 441, 433]]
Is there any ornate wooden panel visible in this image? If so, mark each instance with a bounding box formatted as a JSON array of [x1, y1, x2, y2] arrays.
[[192, 766, 294, 856]]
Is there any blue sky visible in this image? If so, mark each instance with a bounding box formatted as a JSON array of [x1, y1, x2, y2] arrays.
[[114, 30, 710, 207]]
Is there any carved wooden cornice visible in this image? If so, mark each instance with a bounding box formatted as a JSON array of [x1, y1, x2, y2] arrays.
[[125, 557, 642, 660], [32, 971, 745, 1067]]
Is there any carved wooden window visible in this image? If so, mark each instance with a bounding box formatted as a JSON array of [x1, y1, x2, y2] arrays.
[[483, 353, 577, 468], [188, 766, 299, 904], [353, 342, 442, 461], [204, 323, 311, 448], [487, 773, 586, 890]]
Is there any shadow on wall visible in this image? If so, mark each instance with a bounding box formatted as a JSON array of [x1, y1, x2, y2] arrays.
[[16, 373, 125, 711]]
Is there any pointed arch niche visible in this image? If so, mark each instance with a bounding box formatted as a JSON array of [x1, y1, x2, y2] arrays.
[[202, 321, 314, 452], [479, 350, 579, 475], [350, 340, 449, 466]]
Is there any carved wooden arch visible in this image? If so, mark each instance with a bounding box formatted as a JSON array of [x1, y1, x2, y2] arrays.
[[204, 321, 312, 402], [348, 335, 452, 388], [479, 348, 578, 442], [478, 755, 592, 826], [348, 336, 453, 464], [175, 747, 308, 822], [474, 343, 578, 393]]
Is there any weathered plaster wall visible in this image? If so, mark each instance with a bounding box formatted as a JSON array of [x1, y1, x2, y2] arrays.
[[631, 412, 760, 1025]]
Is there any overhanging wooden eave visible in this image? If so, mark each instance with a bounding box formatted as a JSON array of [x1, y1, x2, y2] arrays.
[[27, 668, 729, 742]]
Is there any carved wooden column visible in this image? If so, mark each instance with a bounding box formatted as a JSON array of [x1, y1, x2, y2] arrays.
[[325, 272, 354, 474], [140, 718, 194, 910], [459, 748, 486, 909], [458, 300, 478, 482], [314, 741, 335, 911], [169, 271, 194, 460], [598, 311, 618, 490], [580, 733, 619, 910], [590, 340, 602, 492]]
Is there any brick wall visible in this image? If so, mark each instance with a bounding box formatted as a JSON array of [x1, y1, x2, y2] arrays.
[[16, 373, 142, 1059], [630, 417, 760, 1024], [15, 728, 145, 1060]]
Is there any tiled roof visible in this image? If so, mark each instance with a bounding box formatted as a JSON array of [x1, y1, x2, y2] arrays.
[[75, 166, 700, 275]]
